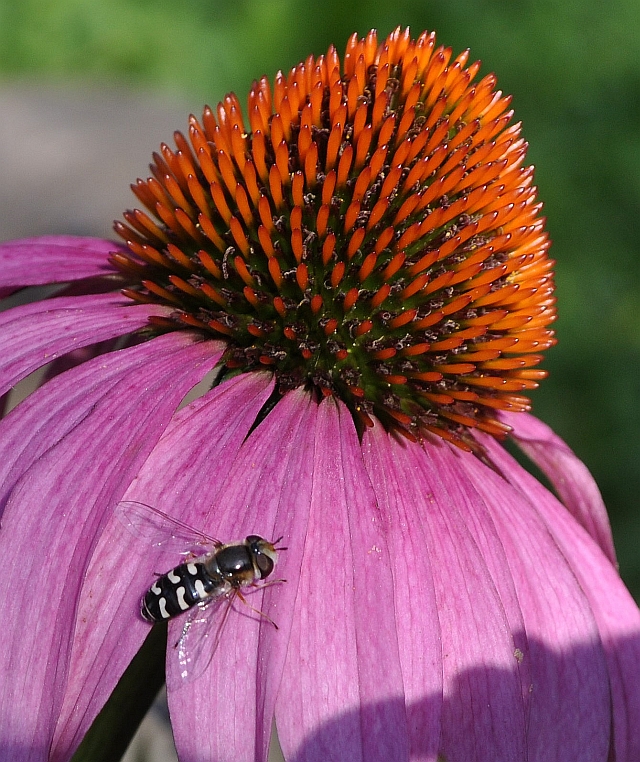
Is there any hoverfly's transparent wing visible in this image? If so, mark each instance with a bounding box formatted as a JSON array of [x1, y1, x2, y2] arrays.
[[168, 591, 238, 690], [116, 500, 221, 555]]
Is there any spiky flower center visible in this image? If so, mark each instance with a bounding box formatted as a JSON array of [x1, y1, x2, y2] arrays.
[[113, 28, 556, 447]]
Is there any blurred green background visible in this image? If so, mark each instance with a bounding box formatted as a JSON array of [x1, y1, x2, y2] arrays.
[[1, 0, 639, 594]]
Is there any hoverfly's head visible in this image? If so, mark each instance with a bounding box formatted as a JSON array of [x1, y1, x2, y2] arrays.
[[246, 535, 286, 579]]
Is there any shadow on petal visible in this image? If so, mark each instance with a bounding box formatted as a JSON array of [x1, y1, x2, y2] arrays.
[[281, 633, 640, 762]]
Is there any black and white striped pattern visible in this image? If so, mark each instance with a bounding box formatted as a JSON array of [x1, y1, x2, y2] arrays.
[[141, 560, 226, 621]]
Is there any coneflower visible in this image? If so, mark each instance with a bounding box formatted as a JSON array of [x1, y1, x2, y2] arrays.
[[0, 27, 638, 762]]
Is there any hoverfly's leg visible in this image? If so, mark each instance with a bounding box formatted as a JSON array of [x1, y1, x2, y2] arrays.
[[236, 590, 279, 630], [254, 577, 286, 588]]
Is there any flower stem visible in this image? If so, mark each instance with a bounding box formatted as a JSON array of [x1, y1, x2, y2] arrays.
[[70, 624, 167, 762]]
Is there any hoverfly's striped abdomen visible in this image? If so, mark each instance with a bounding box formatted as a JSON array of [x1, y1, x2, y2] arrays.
[[141, 561, 224, 622]]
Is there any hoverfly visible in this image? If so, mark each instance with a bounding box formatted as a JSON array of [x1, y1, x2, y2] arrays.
[[117, 500, 285, 684]]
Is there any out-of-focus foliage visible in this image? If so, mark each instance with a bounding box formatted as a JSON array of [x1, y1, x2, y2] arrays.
[[1, 0, 639, 593]]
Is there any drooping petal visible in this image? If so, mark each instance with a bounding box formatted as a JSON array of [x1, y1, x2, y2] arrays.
[[0, 236, 122, 287], [458, 440, 612, 760], [50, 371, 275, 761], [479, 432, 640, 762], [276, 398, 407, 762], [0, 333, 208, 519], [166, 388, 318, 762], [500, 410, 616, 563], [0, 333, 222, 762], [360, 426, 444, 761], [365, 428, 527, 761], [0, 292, 169, 396]]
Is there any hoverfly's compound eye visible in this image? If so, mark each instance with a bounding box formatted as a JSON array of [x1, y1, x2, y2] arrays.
[[247, 536, 276, 579], [256, 553, 275, 578]]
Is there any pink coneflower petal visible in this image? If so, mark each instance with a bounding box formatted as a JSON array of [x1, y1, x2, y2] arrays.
[[50, 371, 275, 761], [361, 432, 447, 759], [459, 441, 613, 759], [478, 433, 640, 762], [0, 332, 198, 519], [0, 333, 222, 762], [166, 388, 318, 762], [364, 426, 528, 761], [501, 410, 616, 563], [0, 236, 122, 286], [0, 292, 169, 396], [275, 398, 410, 762]]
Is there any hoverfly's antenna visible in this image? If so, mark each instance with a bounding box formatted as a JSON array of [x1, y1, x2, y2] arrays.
[[273, 535, 288, 552]]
